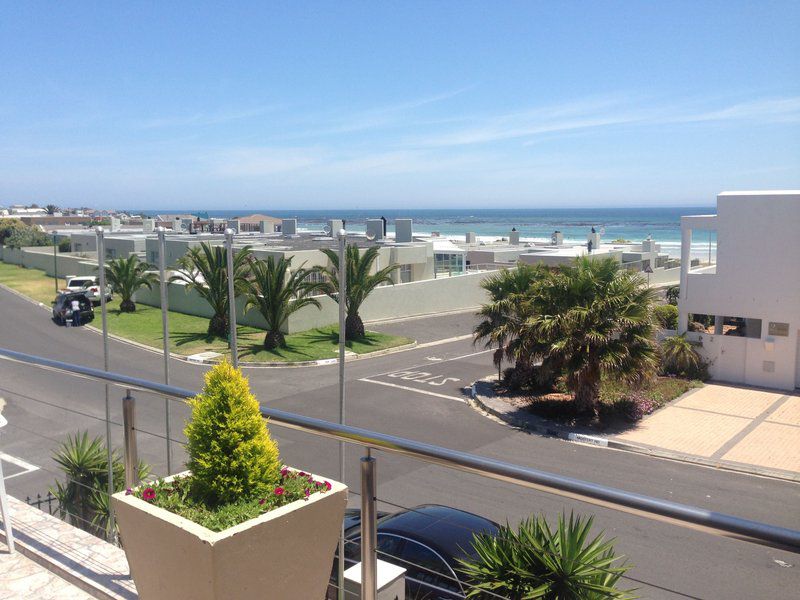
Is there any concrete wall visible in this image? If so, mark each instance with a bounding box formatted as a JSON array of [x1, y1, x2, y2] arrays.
[[1, 246, 98, 279], [134, 269, 494, 334]]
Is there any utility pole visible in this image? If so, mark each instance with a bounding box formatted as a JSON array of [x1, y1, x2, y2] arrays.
[[225, 229, 238, 368], [157, 227, 172, 474], [336, 227, 347, 600], [53, 233, 59, 292]]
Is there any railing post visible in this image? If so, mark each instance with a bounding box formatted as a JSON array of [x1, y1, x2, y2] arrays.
[[123, 389, 138, 489], [360, 451, 377, 600]]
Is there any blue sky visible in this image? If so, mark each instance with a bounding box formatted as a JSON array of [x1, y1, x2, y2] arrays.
[[1, 2, 798, 209]]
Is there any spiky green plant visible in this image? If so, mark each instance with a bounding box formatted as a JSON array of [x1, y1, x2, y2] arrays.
[[459, 512, 635, 599], [50, 431, 150, 537], [185, 362, 281, 505], [313, 244, 400, 339], [170, 242, 251, 336], [103, 255, 158, 312], [522, 257, 658, 415], [660, 334, 707, 379], [243, 256, 324, 349]]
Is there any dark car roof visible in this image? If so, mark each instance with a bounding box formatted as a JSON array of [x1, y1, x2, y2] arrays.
[[373, 505, 498, 565], [56, 290, 90, 300]]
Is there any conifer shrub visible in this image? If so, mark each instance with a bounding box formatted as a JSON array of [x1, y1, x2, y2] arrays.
[[184, 361, 281, 505]]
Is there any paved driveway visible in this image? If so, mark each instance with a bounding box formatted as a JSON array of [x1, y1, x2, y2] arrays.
[[614, 384, 800, 478]]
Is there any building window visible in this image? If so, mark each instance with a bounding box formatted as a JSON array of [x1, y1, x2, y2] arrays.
[[399, 264, 412, 283], [106, 248, 117, 259], [434, 253, 464, 276], [303, 270, 328, 285], [149, 250, 159, 264]]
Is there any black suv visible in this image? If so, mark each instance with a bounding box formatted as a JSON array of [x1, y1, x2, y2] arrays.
[[52, 291, 94, 325]]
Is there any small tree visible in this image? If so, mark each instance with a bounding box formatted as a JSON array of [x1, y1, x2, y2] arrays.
[[661, 334, 708, 380], [243, 256, 324, 349], [459, 512, 634, 599], [185, 362, 281, 506], [5, 225, 50, 248], [171, 242, 251, 337], [104, 255, 158, 312], [652, 303, 678, 330], [314, 245, 400, 339], [665, 285, 680, 306], [45, 204, 60, 215]]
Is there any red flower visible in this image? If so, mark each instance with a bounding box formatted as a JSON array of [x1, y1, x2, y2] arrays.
[[304, 488, 310, 498], [280, 467, 289, 477], [258, 498, 266, 505], [324, 481, 332, 491], [142, 488, 156, 502], [274, 486, 285, 496], [298, 471, 307, 477]]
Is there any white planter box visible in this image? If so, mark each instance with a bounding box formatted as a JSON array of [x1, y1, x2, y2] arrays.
[[112, 472, 348, 600]]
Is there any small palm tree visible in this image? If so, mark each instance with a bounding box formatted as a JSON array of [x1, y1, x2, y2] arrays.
[[660, 334, 706, 379], [459, 512, 634, 599], [314, 245, 400, 340], [473, 264, 548, 379], [103, 255, 158, 312], [524, 257, 658, 415], [45, 203, 60, 215], [243, 256, 324, 349], [170, 242, 251, 337]]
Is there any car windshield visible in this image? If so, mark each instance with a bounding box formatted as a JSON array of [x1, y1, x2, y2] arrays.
[[69, 279, 93, 287]]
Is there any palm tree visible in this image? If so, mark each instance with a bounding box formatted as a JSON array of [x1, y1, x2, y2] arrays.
[[103, 255, 158, 312], [524, 257, 658, 415], [45, 204, 60, 215], [473, 264, 548, 379], [170, 242, 251, 337], [314, 245, 400, 340], [243, 256, 324, 349], [660, 334, 705, 379]]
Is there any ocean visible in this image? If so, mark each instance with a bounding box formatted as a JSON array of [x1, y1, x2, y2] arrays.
[[183, 207, 717, 259]]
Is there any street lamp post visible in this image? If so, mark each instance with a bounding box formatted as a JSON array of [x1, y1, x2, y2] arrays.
[[225, 229, 238, 368], [53, 233, 59, 293], [157, 227, 172, 475], [95, 227, 115, 541], [336, 228, 347, 600]]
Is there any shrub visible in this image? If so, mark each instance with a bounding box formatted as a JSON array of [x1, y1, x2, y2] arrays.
[[652, 303, 678, 330], [665, 285, 680, 306], [613, 392, 656, 422], [459, 512, 634, 599], [185, 362, 281, 505], [661, 335, 709, 380], [58, 238, 72, 252]]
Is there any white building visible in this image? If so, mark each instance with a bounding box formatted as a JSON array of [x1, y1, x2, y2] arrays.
[[678, 191, 800, 390]]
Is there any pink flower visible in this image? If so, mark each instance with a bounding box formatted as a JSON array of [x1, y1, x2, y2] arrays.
[[280, 467, 289, 477], [304, 488, 310, 498], [324, 481, 332, 491], [125, 488, 133, 496], [274, 486, 285, 496], [258, 498, 266, 505], [142, 488, 156, 502], [299, 471, 307, 477]]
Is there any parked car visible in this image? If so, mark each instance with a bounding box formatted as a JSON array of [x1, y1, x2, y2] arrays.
[[64, 275, 112, 304], [329, 505, 499, 599], [52, 291, 94, 325]]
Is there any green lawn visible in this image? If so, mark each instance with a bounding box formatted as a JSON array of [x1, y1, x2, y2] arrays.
[[0, 261, 412, 362]]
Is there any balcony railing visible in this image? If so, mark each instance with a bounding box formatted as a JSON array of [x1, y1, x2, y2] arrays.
[[1, 346, 799, 600]]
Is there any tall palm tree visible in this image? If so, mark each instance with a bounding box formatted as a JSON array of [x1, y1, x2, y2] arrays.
[[314, 244, 400, 340], [243, 256, 324, 349], [103, 255, 158, 312], [170, 242, 251, 337], [524, 257, 658, 415], [473, 264, 548, 379], [45, 203, 60, 215]]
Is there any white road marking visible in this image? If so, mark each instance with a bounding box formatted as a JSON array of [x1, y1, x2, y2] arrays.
[[367, 348, 493, 379], [0, 451, 40, 480], [359, 378, 468, 403]]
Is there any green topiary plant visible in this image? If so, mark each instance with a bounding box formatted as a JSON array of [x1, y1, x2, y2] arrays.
[[185, 361, 281, 506], [652, 303, 679, 330]]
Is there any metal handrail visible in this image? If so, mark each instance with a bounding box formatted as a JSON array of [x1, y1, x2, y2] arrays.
[[1, 346, 799, 553]]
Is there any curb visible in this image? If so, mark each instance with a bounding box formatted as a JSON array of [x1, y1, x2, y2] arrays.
[[469, 378, 800, 483]]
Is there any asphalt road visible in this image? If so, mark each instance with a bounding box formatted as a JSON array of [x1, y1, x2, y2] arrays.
[[1, 287, 798, 599]]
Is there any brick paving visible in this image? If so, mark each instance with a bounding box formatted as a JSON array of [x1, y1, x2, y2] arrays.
[[614, 384, 800, 478], [0, 539, 93, 600]]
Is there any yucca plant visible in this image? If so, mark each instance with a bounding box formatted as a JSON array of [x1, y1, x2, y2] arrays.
[[660, 334, 707, 380], [314, 244, 400, 339], [243, 256, 324, 349], [459, 512, 635, 599], [171, 242, 252, 337], [50, 431, 150, 537], [103, 255, 158, 312]]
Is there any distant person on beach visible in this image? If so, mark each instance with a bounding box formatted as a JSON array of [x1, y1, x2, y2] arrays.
[[587, 239, 594, 254]]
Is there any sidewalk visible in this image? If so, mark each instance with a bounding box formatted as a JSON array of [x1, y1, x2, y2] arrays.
[[0, 540, 93, 600], [612, 384, 800, 480]]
